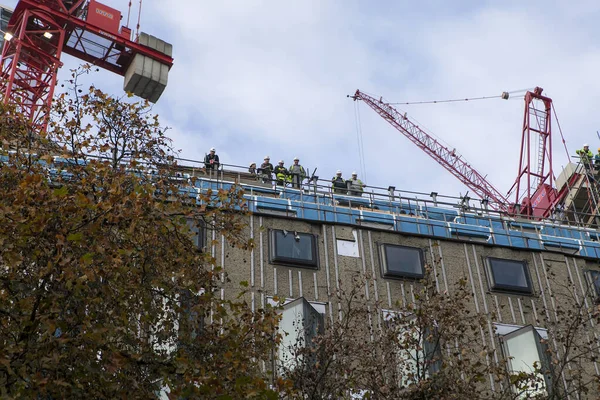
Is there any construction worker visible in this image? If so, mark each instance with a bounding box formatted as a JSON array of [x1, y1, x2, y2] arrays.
[[289, 157, 306, 188], [331, 170, 346, 194], [274, 160, 288, 186], [248, 162, 257, 176], [595, 148, 600, 171], [576, 144, 593, 170], [204, 147, 220, 171], [346, 172, 366, 196], [260, 156, 274, 183]]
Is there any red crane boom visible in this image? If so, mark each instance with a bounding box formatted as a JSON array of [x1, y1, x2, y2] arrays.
[[351, 89, 509, 211]]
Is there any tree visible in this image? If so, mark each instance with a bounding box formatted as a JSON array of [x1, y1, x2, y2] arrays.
[[0, 68, 284, 399], [277, 262, 600, 399]]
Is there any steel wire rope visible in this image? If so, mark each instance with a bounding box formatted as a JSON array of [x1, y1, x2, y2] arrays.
[[550, 102, 573, 171], [354, 100, 368, 182], [372, 89, 529, 163], [387, 88, 533, 106]]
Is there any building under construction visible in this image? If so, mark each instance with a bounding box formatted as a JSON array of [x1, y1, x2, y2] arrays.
[[3, 1, 600, 397], [0, 4, 11, 49]]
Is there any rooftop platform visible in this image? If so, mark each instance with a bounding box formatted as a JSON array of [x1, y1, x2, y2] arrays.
[[174, 159, 600, 261], [5, 151, 600, 260]]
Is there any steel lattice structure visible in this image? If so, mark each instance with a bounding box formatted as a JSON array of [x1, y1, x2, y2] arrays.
[[352, 89, 509, 211], [508, 87, 556, 218], [0, 0, 173, 132]]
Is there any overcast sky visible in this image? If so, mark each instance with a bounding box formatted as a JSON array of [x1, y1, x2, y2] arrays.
[[3, 0, 600, 204]]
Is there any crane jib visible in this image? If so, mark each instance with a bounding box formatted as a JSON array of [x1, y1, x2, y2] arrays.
[[354, 90, 508, 211]]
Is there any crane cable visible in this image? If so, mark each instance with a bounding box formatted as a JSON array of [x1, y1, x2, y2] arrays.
[[135, 0, 143, 41], [126, 1, 133, 28], [354, 101, 368, 183], [352, 87, 539, 186], [375, 87, 536, 167], [551, 103, 571, 169], [387, 88, 533, 106]]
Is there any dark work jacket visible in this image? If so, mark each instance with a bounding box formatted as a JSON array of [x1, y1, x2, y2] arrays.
[[204, 153, 220, 169], [332, 176, 346, 189], [260, 162, 274, 174]]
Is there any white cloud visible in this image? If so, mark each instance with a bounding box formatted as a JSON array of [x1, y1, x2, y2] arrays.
[[4, 0, 600, 205]]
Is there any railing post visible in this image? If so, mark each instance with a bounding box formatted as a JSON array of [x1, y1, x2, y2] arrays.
[[480, 198, 489, 215], [513, 203, 521, 217], [460, 195, 471, 212], [430, 192, 438, 206], [388, 186, 396, 202]]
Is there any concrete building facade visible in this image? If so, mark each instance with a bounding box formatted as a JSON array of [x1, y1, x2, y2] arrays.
[[189, 164, 600, 397]]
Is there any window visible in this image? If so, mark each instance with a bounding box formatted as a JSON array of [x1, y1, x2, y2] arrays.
[[1, 8, 11, 31], [587, 270, 600, 297], [270, 229, 318, 268], [487, 257, 533, 294], [381, 244, 424, 279], [277, 297, 324, 372], [499, 324, 552, 397], [186, 219, 206, 251], [383, 311, 441, 386]]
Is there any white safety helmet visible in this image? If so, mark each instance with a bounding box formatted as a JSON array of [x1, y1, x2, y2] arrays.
[[352, 171, 357, 176], [336, 170, 342, 174], [293, 157, 299, 161], [210, 147, 216, 152], [278, 160, 284, 164], [264, 156, 270, 160], [584, 143, 589, 147]]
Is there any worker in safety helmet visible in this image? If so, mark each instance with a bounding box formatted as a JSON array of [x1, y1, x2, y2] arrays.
[[331, 170, 346, 194], [274, 160, 289, 186], [248, 162, 257, 176], [346, 172, 366, 196], [288, 157, 306, 189], [260, 156, 274, 183], [576, 144, 593, 170], [204, 147, 220, 171]]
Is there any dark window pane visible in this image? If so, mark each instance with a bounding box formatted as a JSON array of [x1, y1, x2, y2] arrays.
[[588, 270, 600, 296], [186, 219, 205, 250], [1, 9, 11, 31], [383, 244, 424, 278], [488, 258, 531, 293], [271, 230, 317, 268]]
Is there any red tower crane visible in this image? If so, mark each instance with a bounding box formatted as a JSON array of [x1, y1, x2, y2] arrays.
[[507, 87, 557, 218], [352, 88, 569, 218], [0, 0, 173, 132], [351, 89, 509, 212]]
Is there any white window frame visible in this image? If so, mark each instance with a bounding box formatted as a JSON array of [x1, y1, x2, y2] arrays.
[[496, 323, 551, 397], [382, 310, 440, 387], [270, 297, 325, 373]]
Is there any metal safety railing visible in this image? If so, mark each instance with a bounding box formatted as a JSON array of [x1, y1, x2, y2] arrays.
[[5, 148, 600, 257]]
